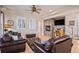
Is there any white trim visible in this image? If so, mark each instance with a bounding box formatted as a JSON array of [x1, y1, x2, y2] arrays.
[[34, 43, 46, 53]]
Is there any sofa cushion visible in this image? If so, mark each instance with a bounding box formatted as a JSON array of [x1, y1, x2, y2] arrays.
[[12, 36, 18, 40], [1, 33, 13, 43]]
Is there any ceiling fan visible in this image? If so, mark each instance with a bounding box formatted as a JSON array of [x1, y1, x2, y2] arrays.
[[26, 5, 41, 14]]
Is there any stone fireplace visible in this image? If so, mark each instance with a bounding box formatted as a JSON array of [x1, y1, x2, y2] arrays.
[[53, 26, 65, 38]]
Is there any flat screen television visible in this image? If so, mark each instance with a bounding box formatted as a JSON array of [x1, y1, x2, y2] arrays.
[[54, 19, 65, 25]]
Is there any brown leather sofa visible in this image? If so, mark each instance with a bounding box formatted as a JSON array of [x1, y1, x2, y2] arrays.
[[28, 35, 73, 53], [0, 39, 26, 53], [0, 31, 26, 53]]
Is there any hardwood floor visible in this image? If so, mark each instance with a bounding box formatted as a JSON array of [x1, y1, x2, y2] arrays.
[[71, 39, 79, 53], [24, 43, 33, 53]]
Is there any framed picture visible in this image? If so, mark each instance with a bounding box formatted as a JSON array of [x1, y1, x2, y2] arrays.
[[45, 25, 50, 31], [7, 20, 14, 26], [69, 21, 75, 26]]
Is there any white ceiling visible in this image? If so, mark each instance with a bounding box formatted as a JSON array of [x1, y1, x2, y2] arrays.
[[0, 5, 65, 14], [1, 5, 79, 18]]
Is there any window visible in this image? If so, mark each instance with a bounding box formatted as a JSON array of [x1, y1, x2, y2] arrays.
[[29, 19, 37, 30], [18, 19, 25, 28], [17, 17, 25, 30], [29, 18, 37, 34]]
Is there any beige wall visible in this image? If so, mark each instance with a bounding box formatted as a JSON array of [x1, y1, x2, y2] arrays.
[[65, 13, 79, 38], [4, 12, 45, 39]]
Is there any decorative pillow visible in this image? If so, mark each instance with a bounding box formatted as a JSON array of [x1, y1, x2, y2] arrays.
[[12, 32, 18, 35], [2, 33, 13, 43], [12, 36, 18, 40], [17, 33, 23, 40], [44, 41, 51, 51]]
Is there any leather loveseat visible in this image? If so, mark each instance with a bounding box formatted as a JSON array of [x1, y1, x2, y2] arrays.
[[0, 39, 26, 53], [0, 31, 26, 53]]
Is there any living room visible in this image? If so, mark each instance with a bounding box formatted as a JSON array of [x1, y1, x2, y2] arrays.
[[0, 5, 79, 53]]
